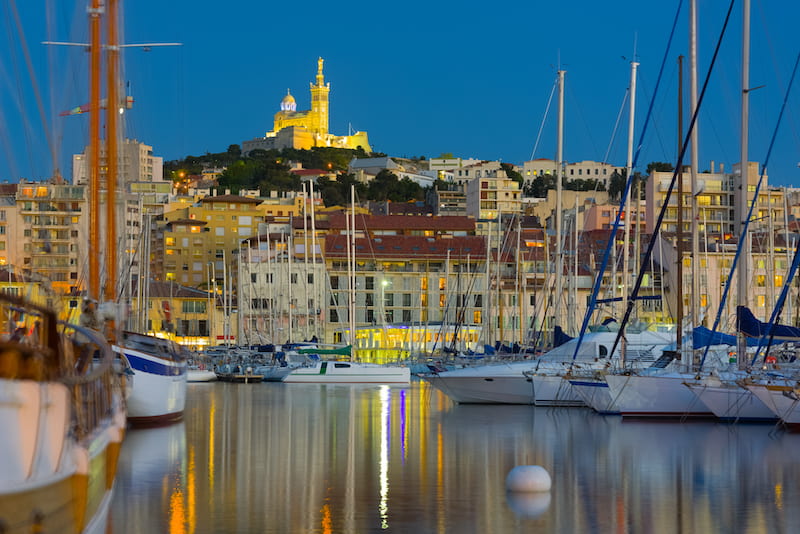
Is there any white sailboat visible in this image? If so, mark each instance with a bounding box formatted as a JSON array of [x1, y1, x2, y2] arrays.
[[422, 330, 671, 404], [284, 186, 410, 384]]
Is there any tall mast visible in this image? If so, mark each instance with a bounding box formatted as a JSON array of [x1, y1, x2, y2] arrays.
[[554, 69, 565, 336], [310, 181, 320, 340], [676, 55, 685, 352], [736, 0, 751, 367], [349, 185, 357, 358], [622, 58, 639, 326], [88, 0, 102, 301], [689, 0, 700, 365], [105, 0, 119, 309]]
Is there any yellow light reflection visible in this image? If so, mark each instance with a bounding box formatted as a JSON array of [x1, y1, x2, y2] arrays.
[[379, 386, 390, 529], [188, 447, 196, 534], [209, 400, 215, 493], [321, 503, 332, 534], [168, 486, 186, 534], [775, 483, 783, 510]]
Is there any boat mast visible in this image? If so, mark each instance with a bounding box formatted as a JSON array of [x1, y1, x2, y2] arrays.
[[622, 57, 639, 321], [676, 55, 685, 352], [620, 55, 639, 365], [736, 0, 751, 368], [105, 0, 119, 317], [88, 0, 102, 301], [287, 217, 293, 344], [349, 185, 357, 360], [688, 0, 700, 368], [309, 181, 320, 340], [554, 69, 565, 337], [302, 185, 310, 340]]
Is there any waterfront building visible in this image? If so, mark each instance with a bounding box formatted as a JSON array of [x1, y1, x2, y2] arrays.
[[645, 161, 785, 235], [242, 58, 371, 154], [465, 168, 521, 235], [124, 280, 222, 351], [7, 181, 87, 295], [521, 159, 622, 189], [429, 185, 467, 216], [72, 138, 163, 187], [427, 155, 482, 176], [655, 231, 798, 330]]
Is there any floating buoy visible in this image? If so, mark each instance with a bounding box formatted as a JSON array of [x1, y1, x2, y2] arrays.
[[506, 465, 552, 492]]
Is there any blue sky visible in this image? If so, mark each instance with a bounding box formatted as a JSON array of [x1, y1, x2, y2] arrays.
[[2, 0, 800, 186]]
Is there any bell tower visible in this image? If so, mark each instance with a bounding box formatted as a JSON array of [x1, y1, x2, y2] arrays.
[[309, 57, 330, 136]]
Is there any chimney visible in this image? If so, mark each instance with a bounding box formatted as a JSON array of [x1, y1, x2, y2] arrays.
[[710, 160, 715, 174], [720, 163, 725, 174]]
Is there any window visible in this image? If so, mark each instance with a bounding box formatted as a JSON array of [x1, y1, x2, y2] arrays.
[[290, 273, 297, 284], [307, 273, 314, 284], [251, 273, 257, 283], [215, 227, 225, 236]]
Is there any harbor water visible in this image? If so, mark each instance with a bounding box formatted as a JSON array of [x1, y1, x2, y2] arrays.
[[111, 379, 800, 533]]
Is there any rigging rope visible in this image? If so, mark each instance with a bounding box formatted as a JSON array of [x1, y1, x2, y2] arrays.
[[610, 0, 738, 360], [571, 0, 686, 362]]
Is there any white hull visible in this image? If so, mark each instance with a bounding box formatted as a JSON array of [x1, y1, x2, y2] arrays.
[[687, 381, 776, 422], [255, 365, 293, 382], [605, 373, 714, 418], [422, 330, 672, 405], [531, 375, 584, 407], [569, 378, 618, 414], [187, 369, 217, 382], [424, 374, 534, 404], [421, 361, 535, 403], [119, 345, 188, 424], [284, 361, 410, 383], [746, 382, 800, 426]]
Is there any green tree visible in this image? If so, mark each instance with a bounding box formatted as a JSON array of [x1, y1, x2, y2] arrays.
[[524, 174, 556, 198], [500, 163, 524, 186], [646, 161, 674, 174]]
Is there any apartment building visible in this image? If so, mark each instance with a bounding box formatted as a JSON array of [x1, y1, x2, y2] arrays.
[[152, 194, 266, 287]]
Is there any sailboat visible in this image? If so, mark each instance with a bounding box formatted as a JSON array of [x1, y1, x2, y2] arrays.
[[0, 1, 127, 530], [95, 4, 188, 424], [284, 187, 410, 384]]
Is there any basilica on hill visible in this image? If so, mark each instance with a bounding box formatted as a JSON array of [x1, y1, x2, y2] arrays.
[[242, 58, 371, 154]]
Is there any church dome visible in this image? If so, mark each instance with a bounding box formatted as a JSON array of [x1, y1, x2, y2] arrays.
[[280, 90, 297, 112]]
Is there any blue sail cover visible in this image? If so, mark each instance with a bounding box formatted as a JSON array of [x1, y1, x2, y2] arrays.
[[553, 325, 574, 348], [737, 305, 800, 341], [692, 325, 761, 348]]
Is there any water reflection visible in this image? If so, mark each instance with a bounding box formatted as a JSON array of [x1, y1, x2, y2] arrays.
[[111, 420, 187, 533], [111, 381, 800, 533]]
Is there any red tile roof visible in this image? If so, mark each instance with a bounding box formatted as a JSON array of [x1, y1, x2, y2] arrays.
[[324, 234, 487, 260]]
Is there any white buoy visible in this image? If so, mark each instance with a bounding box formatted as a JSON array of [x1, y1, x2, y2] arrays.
[[505, 465, 552, 493]]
